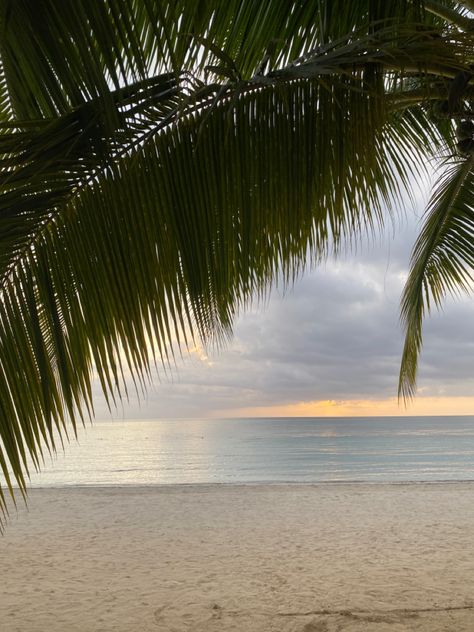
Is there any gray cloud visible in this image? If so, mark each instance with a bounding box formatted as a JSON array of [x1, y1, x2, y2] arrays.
[[92, 209, 474, 419]]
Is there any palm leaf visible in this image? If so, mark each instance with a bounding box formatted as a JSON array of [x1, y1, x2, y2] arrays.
[[0, 72, 397, 519], [0, 0, 430, 121], [399, 156, 474, 399], [0, 0, 472, 525]]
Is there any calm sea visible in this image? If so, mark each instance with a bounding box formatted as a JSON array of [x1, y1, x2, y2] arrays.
[[20, 415, 474, 487]]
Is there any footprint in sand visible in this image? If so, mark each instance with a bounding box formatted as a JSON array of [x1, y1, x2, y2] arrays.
[[210, 603, 222, 619], [301, 620, 328, 632], [302, 620, 329, 632], [153, 604, 167, 623]]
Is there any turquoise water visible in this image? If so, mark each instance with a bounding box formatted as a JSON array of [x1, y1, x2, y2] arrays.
[[22, 415, 474, 487]]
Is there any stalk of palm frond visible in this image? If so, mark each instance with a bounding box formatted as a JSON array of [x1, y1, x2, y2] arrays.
[[0, 0, 473, 526]]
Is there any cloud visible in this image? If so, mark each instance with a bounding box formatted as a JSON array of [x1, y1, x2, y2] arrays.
[[90, 206, 474, 419]]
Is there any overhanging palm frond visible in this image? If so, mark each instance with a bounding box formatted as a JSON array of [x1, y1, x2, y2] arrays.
[[399, 156, 474, 399], [0, 0, 430, 122], [0, 0, 473, 527], [0, 0, 155, 118], [0, 72, 186, 285], [0, 53, 417, 521]]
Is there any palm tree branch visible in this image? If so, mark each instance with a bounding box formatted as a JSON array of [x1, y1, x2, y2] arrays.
[[424, 0, 474, 31], [0, 1, 440, 122], [399, 156, 474, 399], [0, 0, 472, 526], [0, 24, 463, 292], [0, 66, 431, 518]]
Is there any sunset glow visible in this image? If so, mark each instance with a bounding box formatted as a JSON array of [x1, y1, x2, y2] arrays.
[[221, 396, 474, 418]]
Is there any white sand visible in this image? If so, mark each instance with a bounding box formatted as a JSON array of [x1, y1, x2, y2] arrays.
[[2, 483, 474, 631]]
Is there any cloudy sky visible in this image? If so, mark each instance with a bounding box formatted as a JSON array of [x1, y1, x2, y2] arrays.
[[94, 183, 474, 420]]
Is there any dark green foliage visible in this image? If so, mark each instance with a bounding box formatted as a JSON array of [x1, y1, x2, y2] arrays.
[[456, 120, 474, 140], [457, 137, 474, 154], [0, 0, 474, 525]]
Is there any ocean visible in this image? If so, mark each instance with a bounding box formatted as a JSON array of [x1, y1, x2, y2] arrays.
[[20, 415, 474, 487]]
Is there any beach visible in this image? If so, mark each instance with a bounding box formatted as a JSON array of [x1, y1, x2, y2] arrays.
[[2, 483, 474, 631]]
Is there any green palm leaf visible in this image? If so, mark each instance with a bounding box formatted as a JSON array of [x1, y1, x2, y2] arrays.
[[0, 0, 473, 526], [0, 0, 430, 120], [399, 156, 474, 399]]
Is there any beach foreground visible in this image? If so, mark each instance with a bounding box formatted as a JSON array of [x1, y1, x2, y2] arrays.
[[2, 484, 474, 631]]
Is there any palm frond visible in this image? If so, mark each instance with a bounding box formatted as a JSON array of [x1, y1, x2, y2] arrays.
[[0, 1, 430, 120], [0, 66, 414, 519], [425, 0, 474, 31], [399, 156, 474, 399], [0, 0, 473, 526]]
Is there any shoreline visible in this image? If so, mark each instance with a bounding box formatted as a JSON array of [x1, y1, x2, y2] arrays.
[[3, 483, 474, 631], [19, 477, 474, 490]]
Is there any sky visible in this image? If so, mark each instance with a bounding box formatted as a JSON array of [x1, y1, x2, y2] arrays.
[[94, 184, 474, 420]]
